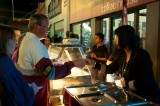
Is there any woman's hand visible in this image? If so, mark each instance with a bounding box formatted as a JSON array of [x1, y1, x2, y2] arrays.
[[120, 77, 127, 88], [115, 77, 127, 88]]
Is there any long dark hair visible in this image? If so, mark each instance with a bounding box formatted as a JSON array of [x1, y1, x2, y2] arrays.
[[115, 25, 140, 50], [0, 24, 15, 56]]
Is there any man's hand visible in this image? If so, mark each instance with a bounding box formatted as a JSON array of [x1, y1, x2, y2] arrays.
[[73, 59, 93, 68]]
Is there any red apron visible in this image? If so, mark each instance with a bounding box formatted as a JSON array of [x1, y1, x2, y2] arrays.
[[23, 75, 50, 106]]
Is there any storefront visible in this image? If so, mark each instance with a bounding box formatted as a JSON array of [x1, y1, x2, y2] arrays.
[[45, 0, 160, 86]]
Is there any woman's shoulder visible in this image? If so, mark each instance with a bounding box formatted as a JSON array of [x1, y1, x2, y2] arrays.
[[134, 48, 152, 61], [136, 48, 150, 56], [0, 56, 15, 70], [0, 56, 12, 64]]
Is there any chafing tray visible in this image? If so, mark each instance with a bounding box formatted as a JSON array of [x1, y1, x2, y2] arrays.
[[63, 83, 158, 106], [49, 45, 92, 94]]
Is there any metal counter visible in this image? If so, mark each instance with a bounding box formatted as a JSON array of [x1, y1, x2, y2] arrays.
[[48, 44, 92, 105], [48, 44, 158, 106], [63, 83, 158, 106]]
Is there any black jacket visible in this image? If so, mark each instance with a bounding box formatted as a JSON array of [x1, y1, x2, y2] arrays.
[[106, 48, 160, 104]]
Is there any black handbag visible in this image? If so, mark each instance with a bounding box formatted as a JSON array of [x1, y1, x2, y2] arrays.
[[0, 80, 18, 106]]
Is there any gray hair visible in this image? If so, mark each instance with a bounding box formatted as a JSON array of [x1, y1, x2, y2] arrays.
[[28, 14, 48, 30]]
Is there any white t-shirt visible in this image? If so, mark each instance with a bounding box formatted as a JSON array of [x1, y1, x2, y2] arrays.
[[17, 32, 49, 76]]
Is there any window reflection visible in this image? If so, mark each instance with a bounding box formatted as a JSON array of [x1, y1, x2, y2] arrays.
[[82, 21, 91, 53], [139, 9, 146, 49], [54, 20, 64, 38], [73, 23, 81, 41], [103, 18, 110, 47], [72, 21, 91, 54]]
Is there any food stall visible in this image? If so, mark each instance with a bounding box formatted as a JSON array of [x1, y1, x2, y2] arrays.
[[48, 44, 92, 105], [48, 44, 158, 106], [63, 83, 158, 106]]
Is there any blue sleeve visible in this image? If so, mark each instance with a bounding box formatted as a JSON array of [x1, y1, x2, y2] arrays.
[[0, 57, 34, 106], [47, 67, 55, 80]]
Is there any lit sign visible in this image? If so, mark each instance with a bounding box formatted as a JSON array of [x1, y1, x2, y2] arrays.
[[101, 0, 156, 14]]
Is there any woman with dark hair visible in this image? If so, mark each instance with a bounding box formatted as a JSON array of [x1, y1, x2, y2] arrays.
[[106, 25, 160, 104], [0, 24, 35, 106]]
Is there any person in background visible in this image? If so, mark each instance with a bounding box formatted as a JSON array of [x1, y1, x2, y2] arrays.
[[69, 33, 75, 38], [66, 30, 70, 38], [0, 24, 35, 106], [52, 34, 62, 43], [41, 36, 54, 60], [74, 34, 79, 39], [58, 36, 63, 43], [15, 14, 90, 106], [41, 36, 52, 49], [69, 33, 79, 39], [18, 32, 27, 44], [11, 32, 27, 64], [89, 32, 109, 83], [106, 25, 160, 104], [13, 28, 21, 45]]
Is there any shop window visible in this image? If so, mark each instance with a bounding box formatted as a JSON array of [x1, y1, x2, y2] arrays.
[[48, 0, 62, 19], [71, 21, 91, 53], [128, 13, 134, 27], [54, 20, 64, 38], [82, 21, 91, 52], [72, 23, 81, 41], [112, 13, 134, 34]]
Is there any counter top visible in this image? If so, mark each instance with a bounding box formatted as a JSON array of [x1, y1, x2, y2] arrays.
[[63, 83, 158, 106]]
